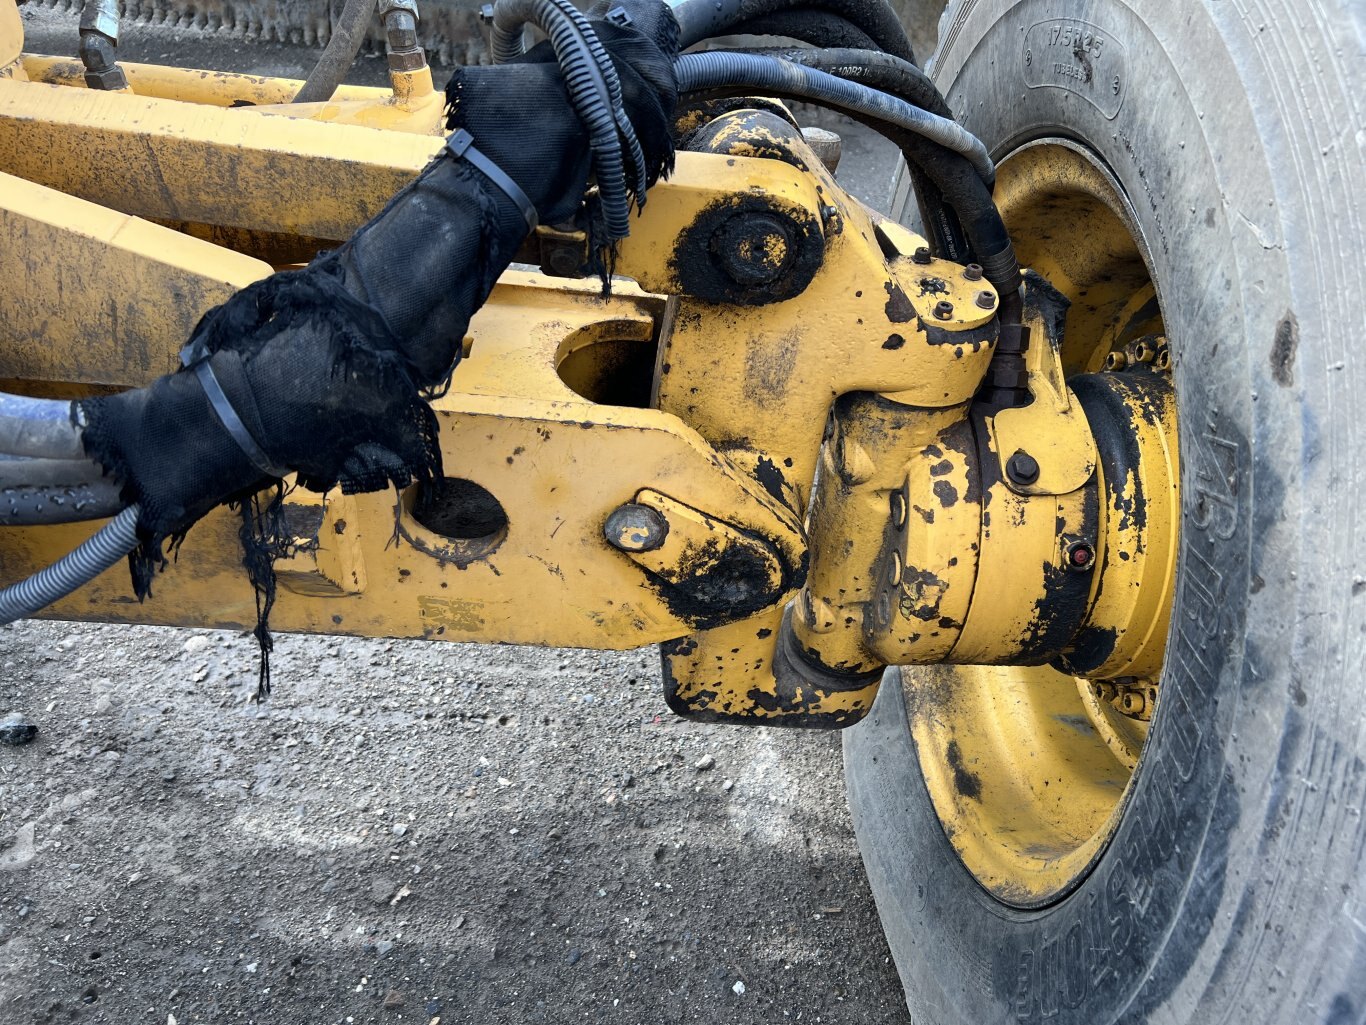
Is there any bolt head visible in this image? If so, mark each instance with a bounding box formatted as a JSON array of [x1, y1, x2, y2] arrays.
[[1005, 450, 1040, 485], [1066, 540, 1096, 571], [975, 290, 997, 310], [963, 263, 984, 281], [933, 300, 955, 320], [912, 246, 932, 265]]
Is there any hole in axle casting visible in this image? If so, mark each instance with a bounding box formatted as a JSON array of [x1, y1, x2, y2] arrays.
[[411, 477, 508, 543], [556, 320, 659, 408]]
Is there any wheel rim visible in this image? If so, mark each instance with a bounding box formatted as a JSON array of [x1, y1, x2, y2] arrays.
[[905, 139, 1178, 909]]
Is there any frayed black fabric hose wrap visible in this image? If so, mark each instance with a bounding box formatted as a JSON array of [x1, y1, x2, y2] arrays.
[[77, 0, 680, 697]]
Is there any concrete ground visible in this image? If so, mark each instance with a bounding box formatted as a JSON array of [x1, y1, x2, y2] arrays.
[[3, 7, 912, 1024]]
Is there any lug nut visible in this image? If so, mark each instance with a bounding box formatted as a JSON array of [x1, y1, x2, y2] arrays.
[[1005, 450, 1040, 486], [933, 300, 955, 320], [963, 263, 983, 281], [1104, 351, 1127, 371], [975, 290, 996, 309], [912, 246, 932, 265], [1128, 337, 1156, 364], [1066, 540, 1096, 571]]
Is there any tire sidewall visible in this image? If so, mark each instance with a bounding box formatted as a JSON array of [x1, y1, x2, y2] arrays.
[[852, 1, 1366, 1023]]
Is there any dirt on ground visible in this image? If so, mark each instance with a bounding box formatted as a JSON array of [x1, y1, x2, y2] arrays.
[[3, 9, 913, 1025]]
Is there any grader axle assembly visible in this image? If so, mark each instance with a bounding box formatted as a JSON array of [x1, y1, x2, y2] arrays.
[[0, 0, 1178, 732]]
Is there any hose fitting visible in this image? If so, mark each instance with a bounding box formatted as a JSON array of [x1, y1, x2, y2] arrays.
[[78, 0, 128, 91]]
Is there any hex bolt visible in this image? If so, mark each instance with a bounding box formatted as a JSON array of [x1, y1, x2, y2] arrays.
[[1066, 540, 1096, 571], [1006, 450, 1040, 486], [963, 263, 984, 281], [889, 489, 907, 530], [975, 290, 996, 310], [912, 246, 932, 265], [933, 300, 955, 320], [604, 503, 668, 553], [543, 243, 581, 278]]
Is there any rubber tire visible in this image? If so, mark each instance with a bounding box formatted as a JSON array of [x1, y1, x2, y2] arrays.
[[844, 2, 1366, 1024]]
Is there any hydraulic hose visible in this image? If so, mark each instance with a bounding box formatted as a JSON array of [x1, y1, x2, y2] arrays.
[[754, 45, 950, 116], [725, 10, 880, 51], [0, 504, 140, 625], [0, 453, 115, 489], [671, 0, 915, 64], [1, 482, 125, 527], [491, 0, 649, 206], [293, 0, 376, 104], [0, 393, 86, 460], [674, 51, 994, 182]]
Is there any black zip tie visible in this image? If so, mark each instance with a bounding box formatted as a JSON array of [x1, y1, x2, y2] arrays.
[[179, 342, 289, 479], [446, 128, 539, 234]]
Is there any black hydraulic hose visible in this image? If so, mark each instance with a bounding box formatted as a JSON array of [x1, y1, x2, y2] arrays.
[[754, 45, 951, 116], [293, 0, 375, 104], [490, 0, 633, 239], [1, 482, 125, 527], [724, 10, 880, 51], [0, 504, 140, 625], [748, 46, 977, 266], [675, 51, 993, 182], [0, 393, 86, 460], [672, 0, 915, 64]]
